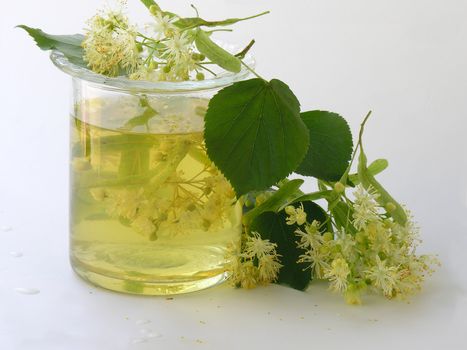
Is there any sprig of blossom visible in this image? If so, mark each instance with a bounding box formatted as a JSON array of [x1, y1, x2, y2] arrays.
[[82, 10, 141, 76], [81, 3, 197, 81], [291, 184, 439, 305], [80, 3, 236, 82]]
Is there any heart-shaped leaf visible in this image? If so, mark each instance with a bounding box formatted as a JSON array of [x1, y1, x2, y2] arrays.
[[205, 78, 309, 196]]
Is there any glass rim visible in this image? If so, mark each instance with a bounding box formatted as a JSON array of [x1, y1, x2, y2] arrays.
[[50, 47, 255, 93]]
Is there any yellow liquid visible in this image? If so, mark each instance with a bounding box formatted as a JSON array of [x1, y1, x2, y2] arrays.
[[70, 97, 242, 295]]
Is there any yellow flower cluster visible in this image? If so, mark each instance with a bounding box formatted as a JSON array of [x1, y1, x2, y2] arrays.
[[81, 3, 209, 82], [290, 185, 438, 305], [82, 10, 141, 76], [230, 232, 283, 289]]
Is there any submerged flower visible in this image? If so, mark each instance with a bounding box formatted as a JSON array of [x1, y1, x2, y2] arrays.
[[105, 188, 146, 220], [131, 216, 156, 238]]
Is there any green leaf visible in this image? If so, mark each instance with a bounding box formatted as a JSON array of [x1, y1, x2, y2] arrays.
[[349, 158, 388, 185], [195, 30, 241, 73], [174, 11, 270, 29], [296, 111, 353, 182], [251, 201, 327, 290], [205, 78, 310, 196], [17, 25, 86, 66], [242, 179, 304, 226]]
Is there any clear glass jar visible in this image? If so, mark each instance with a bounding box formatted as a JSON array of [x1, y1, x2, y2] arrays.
[[51, 50, 253, 295]]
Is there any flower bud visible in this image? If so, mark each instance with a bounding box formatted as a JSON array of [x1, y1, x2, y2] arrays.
[[284, 205, 295, 215], [333, 182, 346, 193], [385, 202, 397, 213], [244, 198, 254, 207], [323, 232, 334, 242], [191, 53, 204, 61], [148, 61, 158, 70], [149, 5, 161, 15], [196, 72, 205, 81]]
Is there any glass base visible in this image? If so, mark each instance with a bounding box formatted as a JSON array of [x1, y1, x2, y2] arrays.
[[71, 257, 231, 295]]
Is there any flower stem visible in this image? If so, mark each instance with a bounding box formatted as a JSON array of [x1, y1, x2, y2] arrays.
[[241, 11, 271, 22], [241, 60, 264, 80], [196, 63, 218, 77]]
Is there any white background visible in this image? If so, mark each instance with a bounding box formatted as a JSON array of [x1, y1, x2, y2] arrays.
[[1, 0, 466, 349]]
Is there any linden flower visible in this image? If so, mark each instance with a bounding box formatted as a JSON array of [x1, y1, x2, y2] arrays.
[[324, 258, 351, 293], [295, 220, 323, 250], [285, 204, 307, 226], [333, 230, 357, 261], [152, 12, 178, 38], [344, 283, 364, 305], [131, 216, 156, 239], [169, 55, 197, 81], [353, 184, 379, 207], [237, 261, 259, 289], [106, 188, 146, 220], [298, 248, 329, 279], [367, 222, 393, 254], [163, 32, 191, 62], [352, 185, 380, 230], [83, 11, 140, 76], [242, 232, 278, 259], [90, 188, 107, 202], [257, 254, 283, 284], [230, 232, 282, 288], [365, 256, 398, 297]]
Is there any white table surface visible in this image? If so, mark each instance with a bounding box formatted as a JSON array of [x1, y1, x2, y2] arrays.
[[1, 1, 466, 349]]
